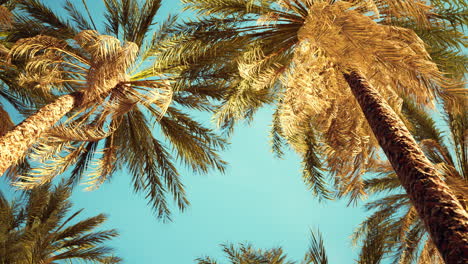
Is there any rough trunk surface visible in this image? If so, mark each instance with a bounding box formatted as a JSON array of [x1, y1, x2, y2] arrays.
[[0, 93, 80, 175], [343, 71, 468, 263]]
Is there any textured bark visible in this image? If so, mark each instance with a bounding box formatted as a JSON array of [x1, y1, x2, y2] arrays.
[[343, 71, 468, 263], [0, 93, 80, 175]]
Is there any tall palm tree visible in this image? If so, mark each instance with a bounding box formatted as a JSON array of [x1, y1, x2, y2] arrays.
[[353, 94, 467, 263], [0, 181, 121, 263], [179, 0, 467, 261], [0, 0, 227, 220]]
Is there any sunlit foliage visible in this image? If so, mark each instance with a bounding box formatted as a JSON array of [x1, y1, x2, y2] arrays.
[[0, 181, 121, 263]]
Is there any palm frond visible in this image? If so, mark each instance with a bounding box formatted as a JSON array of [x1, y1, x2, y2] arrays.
[[443, 93, 467, 179], [270, 106, 286, 158], [68, 141, 98, 186], [304, 229, 328, 264], [1, 181, 120, 262], [356, 214, 387, 264], [158, 106, 227, 173], [182, 0, 275, 17], [64, 0, 94, 31], [0, 5, 12, 27], [400, 98, 443, 142], [301, 135, 332, 201]]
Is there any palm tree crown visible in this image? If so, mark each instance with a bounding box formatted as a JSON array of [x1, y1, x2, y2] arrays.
[[0, 181, 121, 263], [196, 229, 386, 264], [1, 0, 227, 220]]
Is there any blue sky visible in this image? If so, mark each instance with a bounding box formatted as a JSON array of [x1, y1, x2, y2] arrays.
[[62, 107, 368, 263], [1, 0, 373, 263]]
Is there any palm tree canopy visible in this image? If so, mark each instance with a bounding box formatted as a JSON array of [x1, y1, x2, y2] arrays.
[[1, 0, 228, 220], [0, 181, 121, 263], [176, 0, 465, 200]]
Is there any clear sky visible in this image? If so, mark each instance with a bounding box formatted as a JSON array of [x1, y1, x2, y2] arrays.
[[1, 0, 372, 263]]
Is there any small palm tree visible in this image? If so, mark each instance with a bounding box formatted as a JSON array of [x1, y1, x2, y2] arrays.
[[196, 232, 319, 264], [353, 94, 467, 264], [196, 229, 385, 264], [0, 181, 121, 263], [179, 0, 467, 260], [0, 0, 226, 220]]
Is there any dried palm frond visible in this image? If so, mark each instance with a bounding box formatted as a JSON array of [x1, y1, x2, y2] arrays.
[[75, 30, 139, 103], [297, 2, 446, 103], [15, 143, 84, 188], [9, 30, 139, 102]]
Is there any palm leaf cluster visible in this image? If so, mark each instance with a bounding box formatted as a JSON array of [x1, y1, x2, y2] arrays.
[[1, 0, 228, 220], [353, 94, 467, 264], [0, 181, 120, 263], [175, 0, 465, 201]]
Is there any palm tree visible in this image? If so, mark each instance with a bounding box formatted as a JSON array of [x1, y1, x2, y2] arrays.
[[353, 93, 467, 263], [196, 244, 295, 264], [0, 181, 121, 263], [0, 0, 63, 179], [196, 229, 385, 264], [0, 0, 24, 138], [0, 0, 227, 220], [179, 0, 467, 261]]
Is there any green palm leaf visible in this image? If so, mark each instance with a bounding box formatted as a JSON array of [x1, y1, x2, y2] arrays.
[[0, 181, 121, 263]]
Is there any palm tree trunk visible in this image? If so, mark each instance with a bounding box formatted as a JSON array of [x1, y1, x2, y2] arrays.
[[0, 93, 81, 175], [343, 71, 468, 263]]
